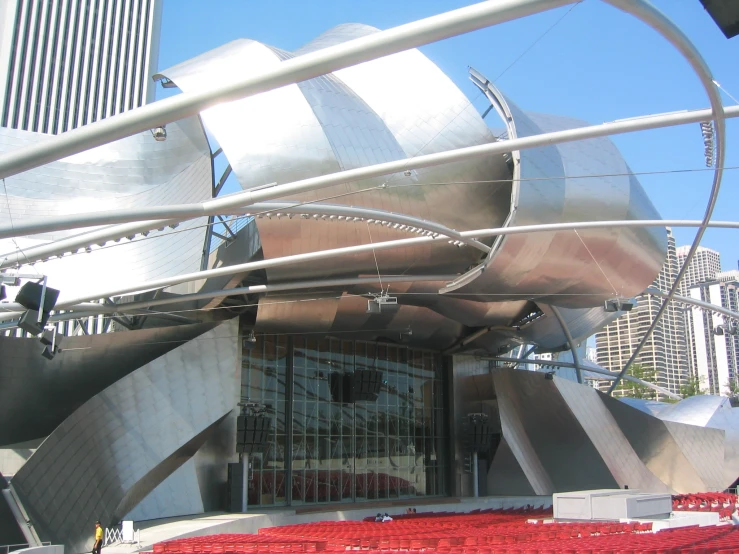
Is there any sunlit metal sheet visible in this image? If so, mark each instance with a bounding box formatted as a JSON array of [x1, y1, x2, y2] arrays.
[[0, 116, 212, 302], [10, 320, 239, 553]]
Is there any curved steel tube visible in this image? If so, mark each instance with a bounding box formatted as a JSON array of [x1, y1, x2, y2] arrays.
[[606, 0, 726, 395], [550, 305, 583, 384], [1, 104, 738, 241], [0, 274, 458, 330], [2, 219, 739, 317], [0, 0, 574, 181], [0, 201, 490, 268]]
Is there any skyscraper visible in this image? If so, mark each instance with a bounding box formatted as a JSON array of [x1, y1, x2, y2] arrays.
[[596, 229, 689, 398], [677, 245, 722, 381], [0, 0, 162, 135], [676, 245, 721, 294], [687, 275, 739, 395]]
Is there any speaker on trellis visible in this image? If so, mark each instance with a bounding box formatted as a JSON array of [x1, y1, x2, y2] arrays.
[[236, 410, 272, 454], [468, 413, 495, 453]]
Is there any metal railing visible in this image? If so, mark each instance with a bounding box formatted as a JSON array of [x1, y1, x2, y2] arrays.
[[0, 542, 50, 554]]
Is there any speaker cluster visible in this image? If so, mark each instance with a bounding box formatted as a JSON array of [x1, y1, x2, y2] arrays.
[[236, 415, 271, 454], [467, 414, 497, 453], [329, 369, 383, 403]]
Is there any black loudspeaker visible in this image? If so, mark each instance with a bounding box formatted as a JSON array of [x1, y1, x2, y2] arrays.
[[329, 372, 350, 403], [18, 310, 50, 336], [0, 285, 5, 301], [469, 421, 495, 453], [236, 415, 271, 454], [700, 0, 739, 39], [15, 282, 60, 312], [351, 369, 383, 401], [227, 462, 244, 512], [329, 370, 383, 403]]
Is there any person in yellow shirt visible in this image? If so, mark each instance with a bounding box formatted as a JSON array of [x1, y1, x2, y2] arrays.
[[93, 521, 103, 554]]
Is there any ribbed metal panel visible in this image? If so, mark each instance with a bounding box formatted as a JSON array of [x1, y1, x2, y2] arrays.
[[1, 0, 160, 134]]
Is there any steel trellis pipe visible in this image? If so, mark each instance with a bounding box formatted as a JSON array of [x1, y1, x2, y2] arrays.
[[1, 219, 738, 319], [647, 287, 739, 323], [0, 0, 574, 181], [607, 0, 726, 395], [550, 305, 583, 384], [484, 357, 682, 400], [2, 104, 738, 241], [0, 275, 457, 332]]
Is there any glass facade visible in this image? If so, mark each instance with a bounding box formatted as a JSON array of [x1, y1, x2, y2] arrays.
[[240, 331, 450, 507]]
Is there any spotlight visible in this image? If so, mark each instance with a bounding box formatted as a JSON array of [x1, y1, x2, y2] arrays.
[[151, 126, 167, 141], [0, 274, 21, 286], [604, 297, 636, 312], [242, 330, 257, 350], [366, 295, 398, 314], [544, 371, 555, 380]]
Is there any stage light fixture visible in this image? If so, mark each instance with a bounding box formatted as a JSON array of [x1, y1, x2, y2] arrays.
[[604, 297, 636, 313], [151, 126, 167, 141], [366, 294, 398, 314]]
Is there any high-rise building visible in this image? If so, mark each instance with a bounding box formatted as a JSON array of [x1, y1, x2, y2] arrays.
[[677, 245, 722, 380], [676, 245, 721, 294], [0, 0, 162, 135], [596, 229, 689, 398], [687, 276, 739, 395]]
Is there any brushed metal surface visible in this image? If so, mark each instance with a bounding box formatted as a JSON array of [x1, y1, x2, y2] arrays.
[[485, 368, 739, 495], [459, 94, 666, 307], [600, 394, 707, 493], [156, 27, 509, 287], [0, 116, 212, 304], [10, 320, 240, 553], [555, 377, 670, 493], [0, 323, 220, 446], [153, 24, 666, 352]]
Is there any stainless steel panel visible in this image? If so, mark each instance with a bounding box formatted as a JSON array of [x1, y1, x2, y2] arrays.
[[0, 323, 220, 446], [456, 95, 666, 309], [555, 378, 670, 493], [663, 421, 725, 492], [601, 394, 706, 493], [0, 116, 212, 303], [10, 320, 240, 553], [157, 28, 510, 287]]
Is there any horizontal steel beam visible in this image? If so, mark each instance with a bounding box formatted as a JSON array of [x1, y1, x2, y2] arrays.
[[0, 201, 491, 268], [2, 104, 739, 241], [647, 287, 739, 321], [0, 275, 457, 330], [486, 356, 682, 400], [2, 219, 739, 317], [0, 0, 573, 181]]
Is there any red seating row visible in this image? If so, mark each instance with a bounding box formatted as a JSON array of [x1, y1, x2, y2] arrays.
[[673, 492, 738, 513], [153, 507, 739, 554]]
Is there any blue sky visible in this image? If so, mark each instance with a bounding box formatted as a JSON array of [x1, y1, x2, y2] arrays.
[[157, 0, 739, 270]]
